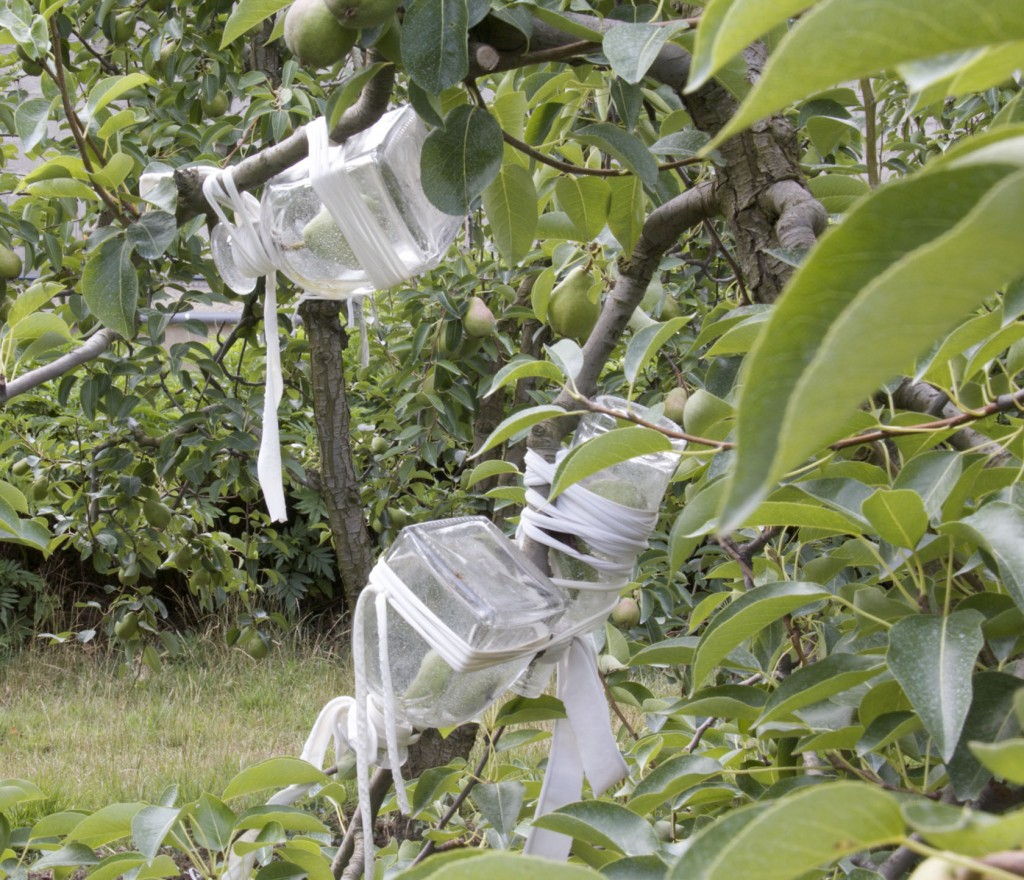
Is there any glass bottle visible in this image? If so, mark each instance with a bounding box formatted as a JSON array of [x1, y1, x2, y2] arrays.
[[360, 517, 567, 728], [260, 106, 463, 296]]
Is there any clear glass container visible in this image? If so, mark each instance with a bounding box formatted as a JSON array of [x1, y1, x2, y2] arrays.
[[260, 106, 463, 296], [361, 517, 567, 728], [552, 395, 686, 618], [211, 220, 258, 294]]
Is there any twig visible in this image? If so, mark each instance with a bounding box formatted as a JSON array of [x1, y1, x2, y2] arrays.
[[502, 129, 706, 178], [686, 717, 716, 752], [48, 19, 136, 222], [410, 726, 506, 867], [69, 24, 120, 74], [601, 675, 638, 739], [861, 78, 880, 188]]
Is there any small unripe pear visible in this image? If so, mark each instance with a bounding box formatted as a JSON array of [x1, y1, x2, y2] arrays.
[[202, 90, 230, 116], [301, 206, 346, 259], [0, 245, 22, 280], [463, 296, 496, 337], [548, 266, 599, 343], [610, 596, 640, 628], [661, 296, 682, 319], [325, 0, 400, 30], [285, 0, 358, 68], [663, 387, 688, 425]]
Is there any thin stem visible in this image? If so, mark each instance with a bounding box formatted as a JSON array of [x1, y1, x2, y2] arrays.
[[860, 78, 880, 187]]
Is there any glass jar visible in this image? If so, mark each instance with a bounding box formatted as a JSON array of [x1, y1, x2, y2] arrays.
[[260, 106, 463, 296], [361, 517, 567, 728], [552, 395, 686, 619]]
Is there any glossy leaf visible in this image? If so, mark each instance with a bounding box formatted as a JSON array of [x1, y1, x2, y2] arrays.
[[668, 782, 904, 880], [81, 234, 138, 339], [758, 654, 883, 723], [220, 0, 290, 47], [472, 405, 568, 457], [532, 801, 659, 856], [554, 176, 610, 241], [887, 610, 985, 760], [709, 0, 1024, 146], [692, 582, 828, 689], [628, 755, 722, 815], [550, 427, 672, 500], [861, 488, 928, 549], [482, 162, 538, 265], [131, 806, 180, 859], [401, 0, 469, 95], [623, 317, 689, 387], [721, 163, 1024, 530], [221, 757, 328, 800], [941, 502, 1024, 612], [421, 106, 503, 215], [603, 22, 688, 85], [969, 740, 1024, 784]]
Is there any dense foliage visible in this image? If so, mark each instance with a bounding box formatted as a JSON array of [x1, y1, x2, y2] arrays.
[[2, 0, 1024, 879]]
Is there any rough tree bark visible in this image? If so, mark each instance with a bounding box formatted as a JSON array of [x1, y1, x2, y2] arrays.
[[299, 299, 375, 611]]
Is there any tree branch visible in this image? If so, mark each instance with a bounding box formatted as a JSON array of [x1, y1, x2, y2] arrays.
[[763, 179, 828, 252], [0, 328, 117, 406], [174, 60, 395, 221]]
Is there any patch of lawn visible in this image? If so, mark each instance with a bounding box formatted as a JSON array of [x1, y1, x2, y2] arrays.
[[0, 632, 352, 823]]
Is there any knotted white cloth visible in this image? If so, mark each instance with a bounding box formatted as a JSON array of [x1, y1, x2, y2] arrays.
[[203, 172, 288, 523]]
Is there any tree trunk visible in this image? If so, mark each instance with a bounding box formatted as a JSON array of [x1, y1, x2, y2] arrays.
[[299, 299, 374, 612]]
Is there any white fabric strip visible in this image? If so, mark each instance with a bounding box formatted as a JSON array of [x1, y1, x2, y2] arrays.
[[202, 172, 288, 523], [305, 117, 408, 291]]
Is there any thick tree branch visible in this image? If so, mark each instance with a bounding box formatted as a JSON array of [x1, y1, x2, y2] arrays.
[[0, 328, 117, 406], [763, 179, 828, 252], [174, 60, 395, 221]]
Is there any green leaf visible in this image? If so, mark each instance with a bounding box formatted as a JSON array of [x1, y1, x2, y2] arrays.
[[84, 852, 148, 880], [549, 427, 673, 500], [391, 850, 487, 880], [708, 0, 1024, 147], [668, 782, 904, 880], [947, 672, 1024, 800], [758, 654, 883, 724], [15, 97, 52, 152], [220, 0, 290, 48], [893, 451, 963, 522], [628, 755, 722, 815], [86, 73, 153, 118], [464, 460, 519, 489], [80, 235, 138, 339], [67, 803, 145, 847], [903, 799, 1024, 856], [940, 502, 1024, 612], [720, 163, 1024, 530], [482, 162, 538, 265], [32, 843, 98, 871], [970, 740, 1024, 784], [692, 582, 828, 690], [131, 806, 180, 860], [624, 317, 689, 386], [471, 405, 567, 457], [861, 488, 929, 549], [26, 177, 99, 200], [400, 0, 469, 95], [421, 106, 503, 215], [126, 212, 177, 260], [887, 610, 985, 760], [607, 175, 645, 250], [484, 358, 563, 398], [575, 123, 659, 188], [0, 778, 45, 811], [603, 22, 687, 85], [234, 806, 330, 834], [532, 801, 658, 857], [630, 636, 697, 667], [222, 757, 328, 800], [399, 852, 603, 880], [493, 695, 566, 726], [669, 685, 767, 722], [412, 765, 461, 816], [687, 0, 811, 91], [471, 781, 524, 837], [326, 63, 388, 131], [554, 176, 610, 241], [189, 794, 235, 852], [9, 312, 72, 343]]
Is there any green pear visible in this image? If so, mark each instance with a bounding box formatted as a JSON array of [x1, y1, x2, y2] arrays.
[[610, 596, 640, 628], [301, 206, 348, 259], [202, 90, 230, 116], [463, 296, 496, 337], [585, 477, 647, 510], [285, 0, 359, 68], [661, 295, 683, 319], [325, 0, 400, 30], [0, 245, 21, 280], [402, 650, 453, 702], [663, 387, 688, 425], [548, 266, 599, 343]]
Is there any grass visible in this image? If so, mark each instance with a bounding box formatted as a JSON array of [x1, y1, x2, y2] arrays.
[[0, 631, 353, 823]]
